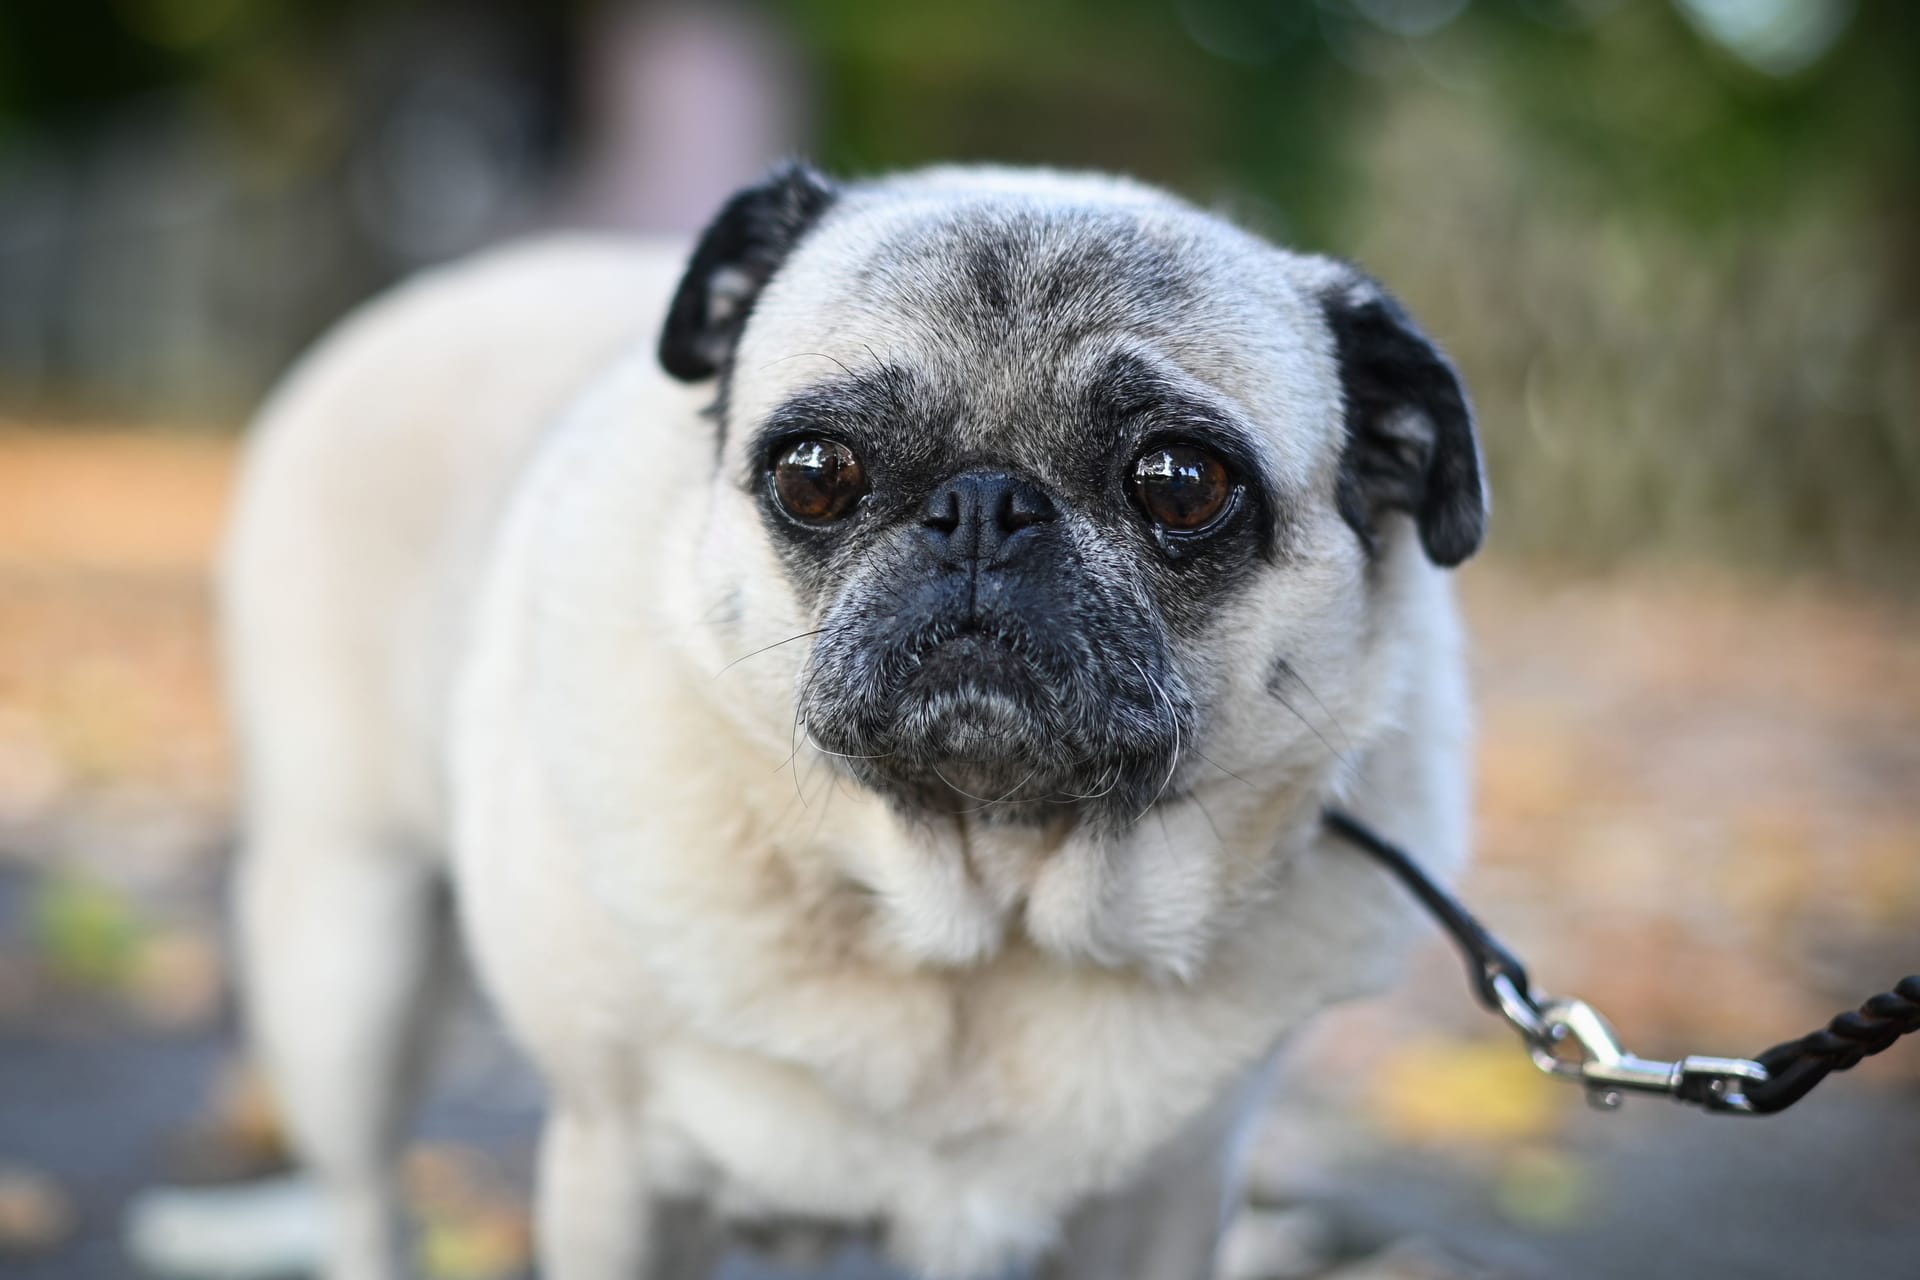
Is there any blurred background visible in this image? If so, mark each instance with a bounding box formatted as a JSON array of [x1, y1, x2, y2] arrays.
[[0, 1, 1915, 1278]]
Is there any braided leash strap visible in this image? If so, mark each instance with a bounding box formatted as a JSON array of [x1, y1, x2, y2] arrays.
[[1746, 976, 1920, 1114], [1324, 809, 1920, 1115]]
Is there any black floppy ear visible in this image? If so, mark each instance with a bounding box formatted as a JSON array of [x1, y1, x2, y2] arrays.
[[1322, 272, 1487, 568], [658, 162, 839, 383]]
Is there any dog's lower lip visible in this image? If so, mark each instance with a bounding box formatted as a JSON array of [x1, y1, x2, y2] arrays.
[[911, 631, 1023, 677]]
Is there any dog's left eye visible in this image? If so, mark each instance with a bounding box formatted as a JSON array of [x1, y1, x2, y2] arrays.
[[772, 439, 868, 523], [1131, 444, 1234, 532]]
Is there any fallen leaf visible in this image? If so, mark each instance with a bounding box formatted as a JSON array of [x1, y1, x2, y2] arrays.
[[0, 1163, 75, 1254], [1367, 1037, 1563, 1147], [130, 928, 224, 1029], [416, 1207, 532, 1280], [1491, 1146, 1592, 1230]]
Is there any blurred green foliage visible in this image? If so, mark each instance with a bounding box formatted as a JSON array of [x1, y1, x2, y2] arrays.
[[781, 0, 1920, 580], [32, 873, 143, 991], [787, 0, 1352, 238], [9, 2, 1912, 245], [789, 0, 1920, 244]]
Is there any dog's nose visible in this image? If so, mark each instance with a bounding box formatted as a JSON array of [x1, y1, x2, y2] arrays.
[[921, 471, 1058, 564]]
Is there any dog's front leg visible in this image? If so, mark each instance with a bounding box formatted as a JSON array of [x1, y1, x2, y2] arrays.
[[1042, 1059, 1277, 1280], [537, 1110, 723, 1280], [1042, 1152, 1232, 1280]]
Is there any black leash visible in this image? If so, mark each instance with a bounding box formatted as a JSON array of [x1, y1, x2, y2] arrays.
[[1322, 808, 1920, 1116]]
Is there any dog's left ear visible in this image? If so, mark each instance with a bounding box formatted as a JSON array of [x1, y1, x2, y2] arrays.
[[659, 162, 839, 383], [1321, 272, 1488, 568]]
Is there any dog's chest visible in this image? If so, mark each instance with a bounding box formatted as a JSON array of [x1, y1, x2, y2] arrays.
[[635, 943, 1278, 1249]]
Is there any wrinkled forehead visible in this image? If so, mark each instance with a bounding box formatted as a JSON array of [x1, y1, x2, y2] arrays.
[[728, 194, 1341, 486]]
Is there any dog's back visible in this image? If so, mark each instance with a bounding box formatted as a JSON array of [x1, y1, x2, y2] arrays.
[[222, 236, 682, 848], [219, 236, 685, 1279]]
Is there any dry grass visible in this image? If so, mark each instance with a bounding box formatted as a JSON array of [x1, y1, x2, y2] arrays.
[[0, 427, 234, 577]]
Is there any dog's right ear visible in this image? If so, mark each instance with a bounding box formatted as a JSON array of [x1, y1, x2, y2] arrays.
[[658, 162, 839, 383]]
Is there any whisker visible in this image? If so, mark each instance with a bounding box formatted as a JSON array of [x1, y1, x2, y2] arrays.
[[974, 759, 1044, 811], [1050, 759, 1126, 802], [1282, 660, 1358, 762], [800, 727, 894, 761], [928, 761, 1012, 806], [789, 672, 810, 805], [937, 761, 1045, 815], [1188, 788, 1229, 856], [1128, 657, 1184, 823], [1194, 748, 1256, 790], [758, 350, 855, 377], [717, 628, 826, 677], [1270, 683, 1354, 776]]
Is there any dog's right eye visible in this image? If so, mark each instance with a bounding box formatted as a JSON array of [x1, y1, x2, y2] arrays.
[[772, 439, 868, 523]]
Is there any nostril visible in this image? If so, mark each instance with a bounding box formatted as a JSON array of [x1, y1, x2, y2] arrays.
[[994, 490, 1027, 533], [924, 488, 963, 536], [923, 473, 1056, 553], [999, 484, 1057, 534]]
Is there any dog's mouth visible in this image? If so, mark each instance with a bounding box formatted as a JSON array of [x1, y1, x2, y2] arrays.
[[908, 628, 1026, 687], [800, 609, 1193, 824], [889, 625, 1055, 769], [905, 627, 1036, 704]]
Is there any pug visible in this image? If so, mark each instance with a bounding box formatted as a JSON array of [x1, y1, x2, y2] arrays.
[[222, 162, 1483, 1280]]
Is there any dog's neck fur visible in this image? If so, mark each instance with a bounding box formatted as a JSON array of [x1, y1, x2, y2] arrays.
[[778, 761, 1344, 982], [659, 594, 1389, 987]]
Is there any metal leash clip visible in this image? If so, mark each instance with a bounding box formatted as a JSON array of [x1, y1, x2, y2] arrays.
[[1326, 808, 1916, 1118], [1488, 973, 1770, 1114]]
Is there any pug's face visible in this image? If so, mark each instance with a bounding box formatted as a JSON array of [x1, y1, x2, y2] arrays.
[[660, 166, 1484, 830]]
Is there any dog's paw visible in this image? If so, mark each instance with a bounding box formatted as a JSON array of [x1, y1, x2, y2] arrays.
[[1217, 1204, 1336, 1280], [888, 1184, 1056, 1280]]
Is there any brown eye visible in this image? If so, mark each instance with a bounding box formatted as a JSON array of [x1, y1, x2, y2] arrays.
[[772, 439, 867, 523], [1131, 444, 1233, 531]]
